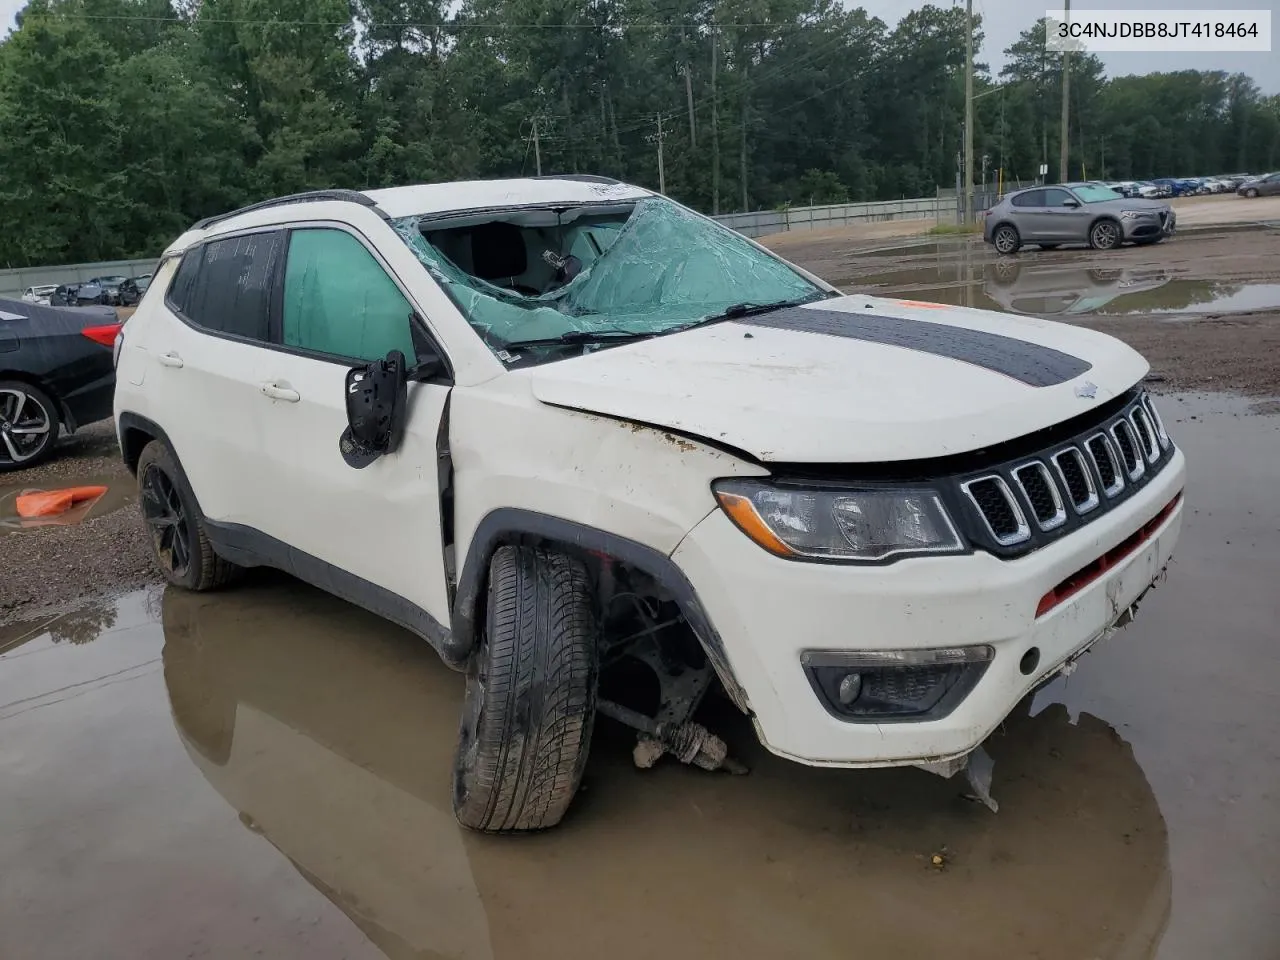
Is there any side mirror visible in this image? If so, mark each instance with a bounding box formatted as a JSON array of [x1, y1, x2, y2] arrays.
[[339, 350, 408, 469], [1062, 200, 1080, 208]]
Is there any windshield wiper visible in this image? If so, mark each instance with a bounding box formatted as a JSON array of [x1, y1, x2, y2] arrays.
[[500, 329, 656, 352], [682, 291, 839, 330]]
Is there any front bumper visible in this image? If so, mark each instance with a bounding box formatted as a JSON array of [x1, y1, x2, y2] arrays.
[[1122, 210, 1175, 241], [672, 447, 1185, 767]]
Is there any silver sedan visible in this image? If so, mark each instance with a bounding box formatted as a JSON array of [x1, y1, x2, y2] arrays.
[[983, 183, 1176, 254]]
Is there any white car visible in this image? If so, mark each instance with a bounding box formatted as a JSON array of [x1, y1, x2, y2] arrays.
[[22, 284, 57, 305], [113, 178, 1186, 832]]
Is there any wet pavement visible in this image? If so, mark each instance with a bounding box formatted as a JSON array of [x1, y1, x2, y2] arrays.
[[2, 393, 1278, 960]]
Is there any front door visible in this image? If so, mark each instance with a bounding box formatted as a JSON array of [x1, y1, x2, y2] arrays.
[[1039, 188, 1089, 241], [251, 225, 453, 628]]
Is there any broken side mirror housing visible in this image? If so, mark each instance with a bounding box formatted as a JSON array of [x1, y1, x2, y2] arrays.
[[340, 350, 408, 469]]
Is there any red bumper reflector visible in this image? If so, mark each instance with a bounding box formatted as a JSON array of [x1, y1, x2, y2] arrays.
[[81, 323, 123, 348], [1035, 491, 1183, 618]]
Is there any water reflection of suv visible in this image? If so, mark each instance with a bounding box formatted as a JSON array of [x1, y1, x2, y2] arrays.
[[986, 262, 1172, 316], [114, 177, 1186, 833]]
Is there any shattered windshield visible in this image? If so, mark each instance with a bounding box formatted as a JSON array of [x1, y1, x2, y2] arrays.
[[391, 196, 825, 362]]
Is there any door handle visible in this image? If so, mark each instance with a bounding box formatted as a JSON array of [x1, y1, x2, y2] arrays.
[[260, 382, 300, 403], [157, 352, 184, 368]]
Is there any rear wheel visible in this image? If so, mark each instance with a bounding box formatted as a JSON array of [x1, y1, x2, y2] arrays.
[[136, 440, 240, 591], [992, 224, 1021, 254], [0, 381, 59, 472], [453, 545, 599, 833], [1245, 188, 1259, 199], [1089, 219, 1122, 251]]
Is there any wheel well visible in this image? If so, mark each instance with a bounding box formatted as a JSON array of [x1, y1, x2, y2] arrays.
[[453, 514, 751, 713], [120, 424, 158, 475], [1089, 214, 1121, 233], [991, 220, 1018, 238]]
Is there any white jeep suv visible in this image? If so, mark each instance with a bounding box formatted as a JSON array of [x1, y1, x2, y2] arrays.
[[114, 177, 1185, 832]]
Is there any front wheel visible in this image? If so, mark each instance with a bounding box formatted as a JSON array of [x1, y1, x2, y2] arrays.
[[453, 545, 599, 833], [992, 224, 1021, 254], [1089, 219, 1122, 251]]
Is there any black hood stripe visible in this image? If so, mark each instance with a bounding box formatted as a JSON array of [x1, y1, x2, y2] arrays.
[[739, 307, 1092, 388]]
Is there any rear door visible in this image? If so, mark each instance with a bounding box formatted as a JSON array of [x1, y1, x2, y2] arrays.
[[249, 224, 453, 627], [1009, 189, 1050, 241], [148, 230, 284, 526]]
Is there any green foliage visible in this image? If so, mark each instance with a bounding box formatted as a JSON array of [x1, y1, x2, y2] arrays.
[[0, 2, 1277, 266]]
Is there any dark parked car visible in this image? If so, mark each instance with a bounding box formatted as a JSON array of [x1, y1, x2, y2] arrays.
[[1238, 173, 1280, 198], [119, 274, 152, 307], [0, 297, 121, 470], [90, 275, 128, 305]]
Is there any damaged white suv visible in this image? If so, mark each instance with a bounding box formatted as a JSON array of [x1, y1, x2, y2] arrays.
[[114, 176, 1185, 831]]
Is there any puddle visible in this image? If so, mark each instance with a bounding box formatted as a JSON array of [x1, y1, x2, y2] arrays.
[[852, 260, 1280, 319], [0, 475, 133, 535], [1, 395, 1278, 959]]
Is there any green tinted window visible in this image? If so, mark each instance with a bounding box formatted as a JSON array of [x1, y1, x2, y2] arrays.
[[282, 229, 416, 362]]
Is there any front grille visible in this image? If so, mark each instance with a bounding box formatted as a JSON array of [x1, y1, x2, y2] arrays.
[[955, 390, 1176, 558]]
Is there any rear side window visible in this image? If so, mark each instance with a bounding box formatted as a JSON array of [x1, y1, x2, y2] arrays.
[[168, 231, 284, 341], [1011, 190, 1045, 207], [281, 228, 416, 363]]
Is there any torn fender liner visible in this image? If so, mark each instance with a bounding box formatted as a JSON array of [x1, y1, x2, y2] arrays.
[[740, 308, 1092, 387]]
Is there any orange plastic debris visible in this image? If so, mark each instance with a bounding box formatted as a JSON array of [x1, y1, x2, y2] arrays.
[[15, 486, 109, 518]]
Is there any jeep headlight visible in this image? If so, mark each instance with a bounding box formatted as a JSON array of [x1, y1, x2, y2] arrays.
[[713, 479, 965, 562]]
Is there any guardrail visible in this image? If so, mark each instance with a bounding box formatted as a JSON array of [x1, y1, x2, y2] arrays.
[[0, 258, 158, 300], [713, 197, 942, 238]]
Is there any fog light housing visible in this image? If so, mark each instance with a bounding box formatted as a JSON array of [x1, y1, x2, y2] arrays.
[[802, 647, 994, 722]]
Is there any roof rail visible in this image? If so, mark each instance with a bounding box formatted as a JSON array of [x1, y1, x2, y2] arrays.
[[530, 174, 622, 185], [191, 189, 387, 231]]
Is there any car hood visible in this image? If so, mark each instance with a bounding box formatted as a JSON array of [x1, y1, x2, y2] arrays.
[[525, 295, 1149, 463], [1100, 198, 1168, 212]]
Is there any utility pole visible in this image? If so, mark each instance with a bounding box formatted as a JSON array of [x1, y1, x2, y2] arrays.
[[1059, 0, 1070, 183], [532, 116, 542, 177], [647, 113, 667, 194], [711, 25, 720, 215], [684, 64, 696, 145], [963, 0, 974, 225]]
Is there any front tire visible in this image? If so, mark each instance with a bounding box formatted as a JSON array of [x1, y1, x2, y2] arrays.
[[992, 224, 1021, 254], [1245, 188, 1259, 199], [0, 381, 59, 472], [136, 440, 240, 591], [453, 545, 599, 833], [1089, 219, 1122, 251]]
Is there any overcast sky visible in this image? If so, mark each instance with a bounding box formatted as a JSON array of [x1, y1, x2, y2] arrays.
[[2, 0, 1277, 92]]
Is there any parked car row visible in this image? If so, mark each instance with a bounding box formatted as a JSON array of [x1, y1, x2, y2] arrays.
[[46, 273, 152, 307], [1102, 173, 1264, 199]]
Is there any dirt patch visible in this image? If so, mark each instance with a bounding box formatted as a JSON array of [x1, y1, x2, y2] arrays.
[[0, 421, 157, 618]]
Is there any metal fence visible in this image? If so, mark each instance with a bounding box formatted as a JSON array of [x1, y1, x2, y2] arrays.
[[713, 197, 943, 238], [0, 258, 158, 300]]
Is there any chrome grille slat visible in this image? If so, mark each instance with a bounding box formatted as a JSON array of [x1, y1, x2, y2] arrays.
[[1051, 446, 1099, 514], [1085, 432, 1125, 497], [1141, 395, 1170, 449], [1012, 461, 1067, 531], [961, 475, 1030, 546], [1111, 420, 1146, 480], [1130, 408, 1160, 463]]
